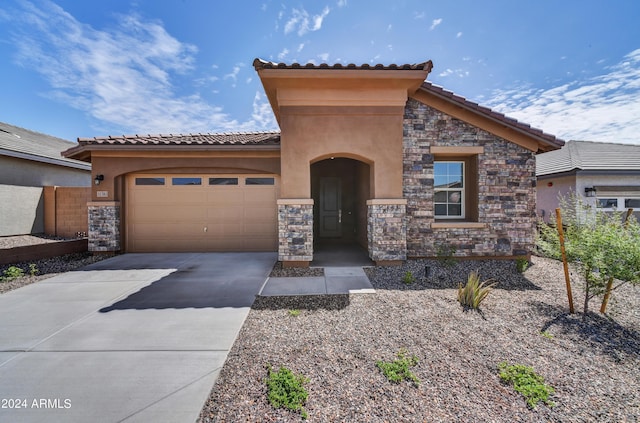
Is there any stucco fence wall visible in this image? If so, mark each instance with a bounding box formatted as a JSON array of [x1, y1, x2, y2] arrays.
[[0, 184, 45, 236]]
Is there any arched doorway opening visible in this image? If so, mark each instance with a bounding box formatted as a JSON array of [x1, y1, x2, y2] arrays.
[[310, 157, 370, 256]]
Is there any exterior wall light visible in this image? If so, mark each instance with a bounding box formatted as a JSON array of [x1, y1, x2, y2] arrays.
[[94, 174, 104, 185], [584, 187, 597, 197]]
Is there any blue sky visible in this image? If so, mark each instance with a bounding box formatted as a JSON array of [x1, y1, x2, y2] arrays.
[[1, 0, 639, 144]]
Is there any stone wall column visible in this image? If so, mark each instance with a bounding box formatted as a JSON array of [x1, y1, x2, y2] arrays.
[[277, 199, 314, 266], [87, 201, 120, 252], [367, 199, 407, 264]]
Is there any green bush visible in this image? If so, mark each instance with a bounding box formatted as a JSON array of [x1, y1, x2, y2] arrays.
[[376, 349, 420, 386], [457, 271, 497, 309], [515, 258, 529, 273], [266, 365, 309, 419], [537, 195, 640, 315], [1, 266, 25, 282], [498, 362, 555, 409], [28, 263, 39, 276], [288, 309, 301, 317], [402, 271, 416, 284]]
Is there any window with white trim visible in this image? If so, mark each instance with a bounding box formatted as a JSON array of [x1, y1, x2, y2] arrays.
[[434, 161, 464, 218]]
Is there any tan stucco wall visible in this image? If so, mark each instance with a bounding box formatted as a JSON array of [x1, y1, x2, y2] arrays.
[[279, 106, 404, 199]]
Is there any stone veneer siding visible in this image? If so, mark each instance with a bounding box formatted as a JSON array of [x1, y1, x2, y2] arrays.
[[403, 98, 537, 257], [87, 202, 121, 252], [277, 200, 313, 262], [367, 200, 407, 262]]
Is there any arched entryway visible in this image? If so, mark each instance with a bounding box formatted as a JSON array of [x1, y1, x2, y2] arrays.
[[310, 157, 370, 256]]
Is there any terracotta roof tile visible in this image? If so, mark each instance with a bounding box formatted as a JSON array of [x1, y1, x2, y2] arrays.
[[253, 58, 433, 72], [418, 82, 564, 150], [76, 131, 281, 147]]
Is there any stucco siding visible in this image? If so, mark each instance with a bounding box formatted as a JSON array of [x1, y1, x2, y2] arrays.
[[403, 98, 537, 257], [0, 156, 90, 187], [0, 184, 44, 236]]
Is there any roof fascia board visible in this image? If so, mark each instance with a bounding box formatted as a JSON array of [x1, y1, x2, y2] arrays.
[[1, 148, 91, 170], [411, 89, 545, 153]]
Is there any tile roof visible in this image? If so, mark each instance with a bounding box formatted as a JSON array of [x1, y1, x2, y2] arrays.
[[75, 131, 281, 146], [418, 82, 564, 151], [253, 58, 433, 72], [0, 121, 90, 170], [536, 140, 640, 176]]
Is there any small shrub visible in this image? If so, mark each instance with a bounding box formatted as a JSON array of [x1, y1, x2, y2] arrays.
[[402, 271, 416, 284], [266, 365, 309, 419], [515, 258, 529, 273], [540, 330, 554, 340], [457, 271, 497, 309], [28, 263, 39, 276], [376, 349, 420, 386], [436, 244, 458, 267], [1, 266, 25, 282], [288, 309, 301, 317], [498, 362, 555, 409]]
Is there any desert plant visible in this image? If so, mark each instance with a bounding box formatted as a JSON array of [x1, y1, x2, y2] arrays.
[[498, 362, 555, 409], [537, 195, 640, 316], [266, 365, 309, 419], [540, 330, 554, 339], [435, 243, 458, 267], [402, 271, 416, 284], [28, 263, 39, 276], [288, 309, 301, 317], [457, 271, 497, 309], [1, 266, 25, 281], [515, 257, 529, 273], [376, 349, 420, 386]]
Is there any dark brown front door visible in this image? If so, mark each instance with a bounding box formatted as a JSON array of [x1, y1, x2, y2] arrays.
[[319, 176, 342, 238]]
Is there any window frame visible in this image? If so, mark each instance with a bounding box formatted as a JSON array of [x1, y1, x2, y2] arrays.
[[434, 160, 465, 219]]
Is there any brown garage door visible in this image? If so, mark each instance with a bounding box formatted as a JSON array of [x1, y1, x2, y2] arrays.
[[126, 174, 278, 252]]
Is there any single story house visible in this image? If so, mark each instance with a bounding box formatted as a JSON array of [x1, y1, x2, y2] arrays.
[[63, 59, 563, 266], [1, 122, 91, 236], [537, 140, 640, 222]]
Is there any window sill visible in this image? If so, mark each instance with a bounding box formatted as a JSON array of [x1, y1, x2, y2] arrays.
[[432, 222, 486, 229]]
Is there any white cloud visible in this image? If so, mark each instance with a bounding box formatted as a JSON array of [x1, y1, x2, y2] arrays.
[[284, 6, 330, 36], [456, 32, 463, 38], [414, 11, 425, 19], [8, 1, 277, 134], [297, 43, 305, 52], [387, 24, 392, 32], [430, 18, 442, 30], [318, 52, 330, 62], [337, 0, 347, 8], [278, 48, 289, 60], [487, 49, 640, 144], [438, 68, 469, 78]]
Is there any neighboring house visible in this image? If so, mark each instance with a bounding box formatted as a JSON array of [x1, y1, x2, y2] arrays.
[[537, 140, 640, 222], [63, 59, 563, 265], [0, 122, 91, 236]]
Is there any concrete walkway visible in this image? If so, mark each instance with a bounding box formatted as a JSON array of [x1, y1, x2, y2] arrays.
[[0, 252, 276, 423], [260, 266, 375, 296]]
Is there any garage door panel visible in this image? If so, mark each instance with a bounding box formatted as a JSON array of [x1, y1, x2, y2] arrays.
[[206, 206, 244, 220], [207, 190, 244, 204], [127, 173, 278, 252]]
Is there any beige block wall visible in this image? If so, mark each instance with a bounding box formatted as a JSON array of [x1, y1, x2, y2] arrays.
[[44, 186, 91, 238]]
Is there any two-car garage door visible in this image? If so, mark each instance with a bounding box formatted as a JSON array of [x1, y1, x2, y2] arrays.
[[126, 174, 278, 252]]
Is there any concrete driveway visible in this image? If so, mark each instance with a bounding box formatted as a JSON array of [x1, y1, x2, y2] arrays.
[[0, 252, 276, 423]]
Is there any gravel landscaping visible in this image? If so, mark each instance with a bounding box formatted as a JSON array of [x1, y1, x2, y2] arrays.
[[0, 235, 113, 294], [199, 256, 640, 422]]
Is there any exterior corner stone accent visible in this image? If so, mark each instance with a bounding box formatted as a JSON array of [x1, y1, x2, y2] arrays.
[[367, 202, 407, 262], [403, 98, 537, 257], [278, 201, 313, 262], [88, 202, 120, 252]]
